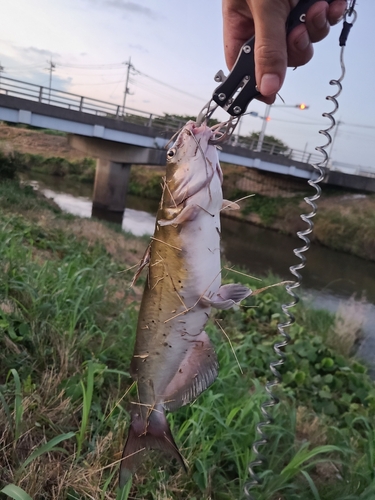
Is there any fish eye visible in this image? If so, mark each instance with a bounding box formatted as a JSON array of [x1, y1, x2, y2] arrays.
[[167, 147, 177, 160]]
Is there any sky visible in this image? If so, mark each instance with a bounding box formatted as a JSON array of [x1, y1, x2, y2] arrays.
[[0, 0, 373, 169]]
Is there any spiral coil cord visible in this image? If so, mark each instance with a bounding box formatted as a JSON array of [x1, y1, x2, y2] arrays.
[[244, 5, 357, 499]]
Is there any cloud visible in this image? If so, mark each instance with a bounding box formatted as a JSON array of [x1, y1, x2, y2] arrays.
[[23, 47, 54, 57], [22, 46, 61, 59], [128, 43, 149, 54], [90, 0, 157, 18]]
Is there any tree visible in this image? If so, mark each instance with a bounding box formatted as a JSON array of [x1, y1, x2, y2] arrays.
[[238, 132, 289, 154], [152, 113, 220, 130]]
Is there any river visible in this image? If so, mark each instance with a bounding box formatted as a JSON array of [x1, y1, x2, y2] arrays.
[[22, 172, 375, 375]]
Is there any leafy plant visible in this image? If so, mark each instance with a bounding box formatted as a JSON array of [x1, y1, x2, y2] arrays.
[[0, 180, 374, 499]]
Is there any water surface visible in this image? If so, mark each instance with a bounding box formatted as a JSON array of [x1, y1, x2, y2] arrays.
[[23, 172, 375, 374]]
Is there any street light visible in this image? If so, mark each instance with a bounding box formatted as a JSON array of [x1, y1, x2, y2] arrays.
[[256, 103, 309, 152]]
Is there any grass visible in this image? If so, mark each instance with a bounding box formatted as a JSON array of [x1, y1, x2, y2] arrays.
[[0, 148, 96, 183], [0, 180, 374, 499], [240, 194, 300, 225], [315, 203, 375, 260]]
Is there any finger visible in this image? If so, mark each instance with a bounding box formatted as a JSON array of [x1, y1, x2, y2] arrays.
[[327, 0, 347, 25], [251, 1, 292, 97], [222, 0, 255, 69], [286, 24, 314, 68], [286, 2, 329, 67], [286, 0, 347, 67], [305, 1, 330, 43]]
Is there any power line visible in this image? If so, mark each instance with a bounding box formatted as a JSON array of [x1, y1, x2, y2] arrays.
[[341, 121, 375, 130], [59, 62, 123, 69], [266, 117, 326, 126], [60, 60, 205, 101], [68, 79, 125, 86], [136, 70, 206, 102]]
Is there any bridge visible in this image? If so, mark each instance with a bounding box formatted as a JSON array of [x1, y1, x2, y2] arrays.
[[0, 76, 374, 216]]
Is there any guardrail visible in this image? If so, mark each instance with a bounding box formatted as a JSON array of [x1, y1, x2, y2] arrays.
[[330, 161, 375, 179], [1, 76, 365, 171], [0, 76, 187, 134]]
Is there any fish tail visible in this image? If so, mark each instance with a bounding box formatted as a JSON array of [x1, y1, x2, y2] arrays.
[[119, 406, 186, 487]]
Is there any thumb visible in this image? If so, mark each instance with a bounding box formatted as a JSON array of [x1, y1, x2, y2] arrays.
[[250, 0, 293, 97]]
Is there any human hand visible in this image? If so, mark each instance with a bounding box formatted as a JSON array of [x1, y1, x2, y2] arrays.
[[222, 0, 347, 103]]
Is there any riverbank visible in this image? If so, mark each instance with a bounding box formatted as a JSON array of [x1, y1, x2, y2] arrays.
[[1, 179, 374, 499], [129, 165, 375, 262], [1, 122, 374, 262]]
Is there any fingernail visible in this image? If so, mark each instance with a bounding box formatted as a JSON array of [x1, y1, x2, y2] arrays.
[[259, 74, 280, 96], [295, 30, 310, 51]]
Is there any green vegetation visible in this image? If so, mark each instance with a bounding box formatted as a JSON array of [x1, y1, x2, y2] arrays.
[[240, 195, 299, 225], [315, 204, 375, 261], [0, 149, 95, 183], [0, 150, 22, 180], [128, 168, 164, 200], [0, 180, 374, 499], [238, 132, 289, 153], [151, 113, 220, 129]]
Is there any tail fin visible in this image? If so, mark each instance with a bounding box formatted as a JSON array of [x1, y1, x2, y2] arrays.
[[119, 407, 186, 487]]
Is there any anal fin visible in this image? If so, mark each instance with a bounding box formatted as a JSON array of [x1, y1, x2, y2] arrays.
[[163, 330, 218, 411]]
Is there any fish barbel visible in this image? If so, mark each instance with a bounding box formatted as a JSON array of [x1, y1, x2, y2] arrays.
[[120, 120, 251, 485]]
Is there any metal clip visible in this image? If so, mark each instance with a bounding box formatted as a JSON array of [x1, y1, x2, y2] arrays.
[[208, 116, 241, 145]]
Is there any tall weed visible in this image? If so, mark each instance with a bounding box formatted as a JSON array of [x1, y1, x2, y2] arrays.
[[0, 181, 374, 499]]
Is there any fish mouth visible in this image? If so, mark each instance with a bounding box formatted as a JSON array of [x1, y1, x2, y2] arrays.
[[189, 119, 236, 145], [172, 121, 213, 149]]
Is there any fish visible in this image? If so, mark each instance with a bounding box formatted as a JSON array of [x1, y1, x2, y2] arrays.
[[120, 120, 251, 486]]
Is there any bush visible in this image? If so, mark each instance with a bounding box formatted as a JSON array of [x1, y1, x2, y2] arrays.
[[0, 150, 25, 180]]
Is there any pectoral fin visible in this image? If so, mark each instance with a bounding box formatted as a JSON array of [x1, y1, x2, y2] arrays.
[[221, 199, 240, 211], [162, 330, 218, 411], [158, 204, 201, 226], [201, 283, 252, 310]]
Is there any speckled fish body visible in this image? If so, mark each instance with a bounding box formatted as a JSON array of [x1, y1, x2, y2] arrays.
[[120, 121, 251, 485]]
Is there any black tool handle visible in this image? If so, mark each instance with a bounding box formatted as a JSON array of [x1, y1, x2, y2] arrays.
[[213, 0, 335, 116]]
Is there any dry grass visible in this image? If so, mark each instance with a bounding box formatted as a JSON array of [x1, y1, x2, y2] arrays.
[[330, 296, 367, 356], [0, 364, 127, 499], [295, 406, 327, 448], [0, 123, 87, 160]]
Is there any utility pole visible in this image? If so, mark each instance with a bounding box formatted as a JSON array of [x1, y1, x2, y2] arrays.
[[0, 62, 4, 92], [256, 103, 309, 152], [46, 58, 56, 103], [122, 57, 134, 115], [328, 119, 342, 166], [256, 104, 272, 152]]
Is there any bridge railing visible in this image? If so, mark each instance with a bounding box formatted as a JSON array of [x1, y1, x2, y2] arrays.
[[0, 76, 190, 135], [0, 76, 323, 164], [230, 134, 323, 165]]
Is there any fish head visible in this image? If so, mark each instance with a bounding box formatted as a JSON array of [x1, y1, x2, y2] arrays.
[[166, 121, 214, 167], [163, 121, 222, 208]]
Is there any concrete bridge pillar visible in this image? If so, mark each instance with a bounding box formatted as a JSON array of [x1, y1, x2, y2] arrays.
[[68, 135, 166, 224], [92, 159, 131, 212]]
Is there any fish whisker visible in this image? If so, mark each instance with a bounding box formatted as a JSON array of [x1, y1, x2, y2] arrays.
[[164, 177, 178, 209], [223, 266, 262, 281]]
